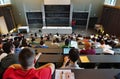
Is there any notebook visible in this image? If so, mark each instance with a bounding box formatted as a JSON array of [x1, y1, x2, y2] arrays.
[[79, 56, 90, 63], [71, 41, 78, 49]]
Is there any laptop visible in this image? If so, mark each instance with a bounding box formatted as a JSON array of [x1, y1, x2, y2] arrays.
[[63, 47, 71, 55]]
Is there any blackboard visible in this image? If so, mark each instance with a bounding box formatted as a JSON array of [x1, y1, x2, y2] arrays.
[[72, 12, 89, 26], [44, 5, 70, 26]]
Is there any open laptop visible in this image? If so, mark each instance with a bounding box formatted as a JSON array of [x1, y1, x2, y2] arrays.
[[63, 47, 71, 55]]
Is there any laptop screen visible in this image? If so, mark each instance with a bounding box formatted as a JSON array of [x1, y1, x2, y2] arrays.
[[63, 48, 71, 55]]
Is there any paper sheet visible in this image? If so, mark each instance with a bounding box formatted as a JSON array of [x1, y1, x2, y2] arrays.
[[55, 69, 75, 79], [79, 56, 90, 63]]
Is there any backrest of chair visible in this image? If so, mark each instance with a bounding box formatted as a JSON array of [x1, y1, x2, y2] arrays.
[[95, 48, 103, 55]]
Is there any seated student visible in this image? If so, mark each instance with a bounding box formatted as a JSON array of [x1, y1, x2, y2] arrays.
[[30, 34, 35, 41], [35, 40, 48, 48], [51, 39, 60, 48], [61, 48, 82, 69], [13, 40, 21, 54], [0, 42, 18, 79], [80, 42, 96, 55], [21, 38, 31, 48], [61, 39, 71, 48], [34, 32, 38, 38], [99, 40, 114, 55], [3, 48, 55, 79]]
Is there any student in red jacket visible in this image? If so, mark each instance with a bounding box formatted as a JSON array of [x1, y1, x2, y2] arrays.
[[3, 48, 55, 79]]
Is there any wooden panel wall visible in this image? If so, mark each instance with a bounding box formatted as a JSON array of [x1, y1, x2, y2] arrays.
[[0, 4, 16, 32], [100, 5, 120, 36]]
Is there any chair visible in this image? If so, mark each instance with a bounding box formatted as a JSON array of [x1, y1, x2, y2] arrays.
[[95, 48, 103, 55]]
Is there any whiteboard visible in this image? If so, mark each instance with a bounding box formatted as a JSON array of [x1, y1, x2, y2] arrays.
[[44, 0, 70, 5]]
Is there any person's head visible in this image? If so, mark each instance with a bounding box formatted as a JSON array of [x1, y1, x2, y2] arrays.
[[21, 38, 28, 47], [56, 33, 59, 36], [53, 39, 56, 43], [69, 48, 79, 63], [19, 48, 35, 69], [100, 40, 105, 45], [84, 42, 91, 49], [65, 39, 70, 46], [40, 36, 43, 40], [40, 40, 45, 45], [2, 42, 14, 54]]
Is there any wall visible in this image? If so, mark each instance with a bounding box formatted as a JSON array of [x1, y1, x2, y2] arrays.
[[11, 0, 43, 26], [100, 5, 120, 36], [71, 0, 105, 17], [11, 0, 105, 25], [0, 16, 8, 34], [116, 0, 120, 6]]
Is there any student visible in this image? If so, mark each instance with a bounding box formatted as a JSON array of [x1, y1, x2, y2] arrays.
[[61, 48, 82, 69], [35, 40, 48, 48], [13, 40, 21, 54], [99, 40, 114, 55], [51, 39, 60, 47], [0, 42, 18, 79], [61, 39, 71, 48], [80, 42, 96, 55], [3, 48, 55, 79]]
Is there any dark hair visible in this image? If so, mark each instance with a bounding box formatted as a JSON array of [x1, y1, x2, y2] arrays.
[[40, 36, 43, 40], [21, 38, 28, 47], [100, 40, 105, 45], [65, 39, 70, 46], [53, 39, 56, 43], [69, 48, 79, 62], [40, 40, 44, 45], [0, 38, 2, 44], [13, 41, 20, 48], [19, 48, 35, 69], [2, 42, 14, 54]]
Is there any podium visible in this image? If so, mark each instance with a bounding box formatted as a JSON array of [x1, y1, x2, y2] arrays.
[[18, 26, 29, 33], [42, 26, 72, 34]]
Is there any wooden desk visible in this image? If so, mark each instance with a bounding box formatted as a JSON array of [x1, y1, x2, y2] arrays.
[[35, 48, 62, 54], [71, 69, 119, 79], [87, 55, 120, 63], [39, 55, 63, 63], [38, 55, 120, 63]]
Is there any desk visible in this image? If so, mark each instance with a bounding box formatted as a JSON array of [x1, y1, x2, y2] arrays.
[[39, 55, 63, 63], [42, 26, 72, 34], [87, 55, 120, 63], [18, 26, 29, 33], [71, 69, 119, 79], [35, 48, 62, 54], [38, 55, 120, 63], [95, 48, 120, 55]]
